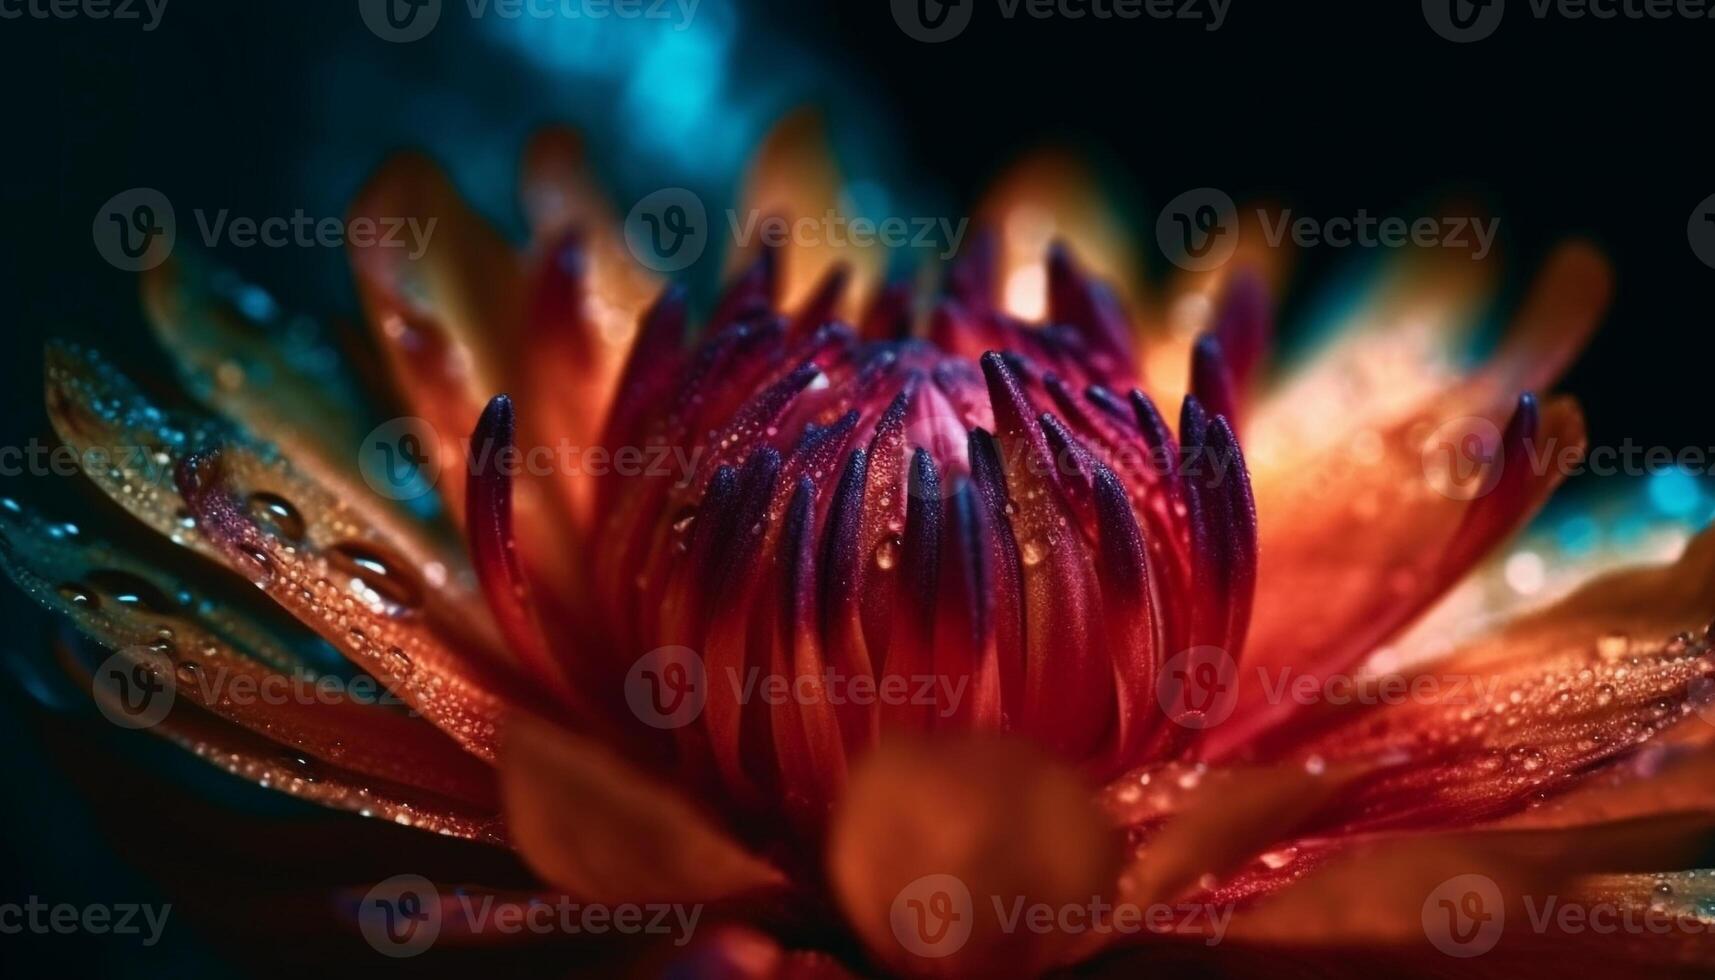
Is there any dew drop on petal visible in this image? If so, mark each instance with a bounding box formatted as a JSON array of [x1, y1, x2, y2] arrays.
[[245, 492, 306, 542], [872, 534, 902, 571], [326, 542, 423, 616]]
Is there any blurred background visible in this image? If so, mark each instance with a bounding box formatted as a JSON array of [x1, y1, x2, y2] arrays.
[[1, 1, 1711, 974]]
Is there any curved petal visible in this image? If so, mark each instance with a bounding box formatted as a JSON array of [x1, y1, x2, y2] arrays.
[[500, 713, 787, 904], [828, 736, 1121, 977], [0, 502, 497, 810]]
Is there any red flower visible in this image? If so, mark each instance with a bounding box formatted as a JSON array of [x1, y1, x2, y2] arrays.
[[6, 118, 1715, 976]]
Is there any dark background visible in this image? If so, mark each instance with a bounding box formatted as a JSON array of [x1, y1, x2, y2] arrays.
[[1, 1, 1710, 974]]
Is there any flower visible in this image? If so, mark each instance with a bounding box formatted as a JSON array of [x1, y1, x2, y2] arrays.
[[7, 118, 1715, 976]]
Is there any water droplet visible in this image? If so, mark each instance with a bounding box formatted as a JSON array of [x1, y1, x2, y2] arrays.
[[284, 752, 320, 783], [1303, 754, 1327, 776], [240, 546, 276, 586], [1597, 632, 1631, 660], [1259, 847, 1298, 870], [175, 661, 201, 685], [326, 542, 423, 615], [1509, 746, 1547, 772], [84, 569, 175, 613], [1021, 538, 1048, 567], [873, 534, 902, 570], [246, 492, 306, 542], [385, 646, 414, 678], [1595, 683, 1616, 707], [670, 507, 697, 553], [56, 583, 98, 610]]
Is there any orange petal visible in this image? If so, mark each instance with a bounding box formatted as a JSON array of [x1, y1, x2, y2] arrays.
[[1227, 814, 1715, 947], [1106, 762, 1367, 909], [1212, 389, 1587, 759], [736, 110, 884, 317], [51, 637, 503, 842], [0, 501, 497, 811], [500, 713, 786, 904], [828, 736, 1121, 977], [347, 152, 525, 521], [176, 446, 528, 762]]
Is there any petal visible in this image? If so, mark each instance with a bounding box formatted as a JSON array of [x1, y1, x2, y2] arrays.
[[347, 152, 524, 521], [500, 713, 786, 904], [176, 446, 528, 762], [48, 634, 502, 842], [1227, 814, 1715, 947], [0, 501, 497, 811], [1210, 392, 1587, 759], [735, 110, 884, 317], [828, 736, 1120, 977], [141, 254, 378, 499]]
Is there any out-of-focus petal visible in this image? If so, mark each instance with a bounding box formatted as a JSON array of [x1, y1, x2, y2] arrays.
[[828, 736, 1120, 977], [500, 713, 786, 904], [735, 110, 884, 318], [1213, 389, 1588, 759], [48, 636, 503, 842], [347, 152, 524, 521], [1226, 814, 1715, 947]]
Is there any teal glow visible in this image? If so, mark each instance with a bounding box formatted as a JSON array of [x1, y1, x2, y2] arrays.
[[1649, 467, 1703, 517], [1555, 515, 1600, 555]]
